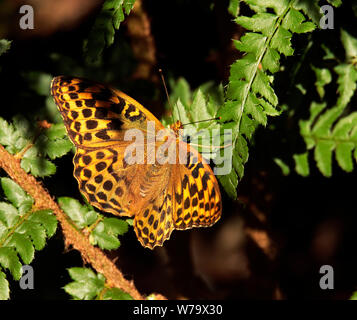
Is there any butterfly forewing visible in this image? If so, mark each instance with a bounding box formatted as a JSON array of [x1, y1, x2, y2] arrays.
[[51, 76, 162, 148]]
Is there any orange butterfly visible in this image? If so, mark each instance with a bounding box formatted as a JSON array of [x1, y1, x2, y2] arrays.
[[51, 76, 222, 249]]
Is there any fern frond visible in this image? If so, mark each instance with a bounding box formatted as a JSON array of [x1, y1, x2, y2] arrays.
[[0, 116, 72, 178], [0, 178, 57, 299], [217, 0, 316, 198], [297, 105, 357, 177], [294, 28, 357, 176], [58, 197, 129, 250], [84, 0, 136, 64], [63, 267, 132, 300]]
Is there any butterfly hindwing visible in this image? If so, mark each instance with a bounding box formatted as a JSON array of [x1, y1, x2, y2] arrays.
[[134, 182, 174, 249], [173, 143, 221, 230], [73, 146, 134, 217]]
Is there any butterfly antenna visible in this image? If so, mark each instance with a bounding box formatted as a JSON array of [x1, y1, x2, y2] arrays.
[[181, 117, 221, 127], [159, 68, 182, 123]]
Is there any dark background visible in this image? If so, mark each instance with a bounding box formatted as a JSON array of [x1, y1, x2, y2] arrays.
[[0, 0, 357, 300]]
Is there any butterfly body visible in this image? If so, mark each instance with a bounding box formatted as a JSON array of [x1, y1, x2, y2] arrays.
[[51, 76, 222, 249]]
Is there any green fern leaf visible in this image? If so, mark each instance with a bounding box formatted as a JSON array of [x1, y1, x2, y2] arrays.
[[236, 13, 277, 34], [312, 66, 332, 99], [0, 118, 28, 154], [90, 218, 128, 250], [293, 0, 321, 25], [58, 197, 98, 228], [38, 136, 73, 160], [0, 247, 22, 281], [0, 39, 11, 56], [0, 178, 33, 214], [7, 233, 34, 265], [0, 202, 20, 229], [314, 140, 335, 177], [0, 116, 73, 178], [298, 104, 357, 176], [270, 27, 294, 56], [44, 123, 67, 140], [25, 72, 53, 96], [64, 267, 132, 300], [59, 197, 129, 250], [64, 267, 105, 300], [102, 287, 133, 300], [168, 77, 192, 108], [341, 29, 357, 61], [0, 271, 9, 300], [245, 0, 289, 15], [327, 0, 342, 6], [274, 158, 290, 175], [84, 0, 136, 64], [252, 69, 278, 105], [228, 0, 240, 17], [29, 210, 57, 238], [293, 153, 310, 177], [334, 64, 357, 107], [262, 47, 280, 73], [311, 106, 344, 138], [283, 8, 315, 34], [190, 89, 213, 129], [18, 221, 47, 251], [21, 156, 57, 178], [234, 33, 266, 58]]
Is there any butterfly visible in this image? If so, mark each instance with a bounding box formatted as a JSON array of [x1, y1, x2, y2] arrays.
[[50, 76, 222, 249]]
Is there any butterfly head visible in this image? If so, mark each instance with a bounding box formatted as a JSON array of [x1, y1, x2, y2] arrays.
[[170, 120, 184, 136]]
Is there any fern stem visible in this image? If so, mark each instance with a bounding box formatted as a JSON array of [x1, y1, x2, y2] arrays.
[[84, 216, 103, 235], [14, 143, 33, 160], [302, 134, 357, 144]]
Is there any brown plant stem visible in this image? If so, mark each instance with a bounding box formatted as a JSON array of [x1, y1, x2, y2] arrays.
[[126, 0, 158, 82], [0, 144, 147, 300]]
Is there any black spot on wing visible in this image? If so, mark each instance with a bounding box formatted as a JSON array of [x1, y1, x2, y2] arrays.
[[95, 130, 110, 140], [107, 118, 124, 130], [111, 97, 126, 114], [86, 120, 98, 130], [85, 100, 96, 108], [95, 108, 108, 118], [82, 109, 92, 118], [91, 88, 114, 102], [77, 81, 93, 92], [69, 92, 78, 99], [175, 192, 182, 205]]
